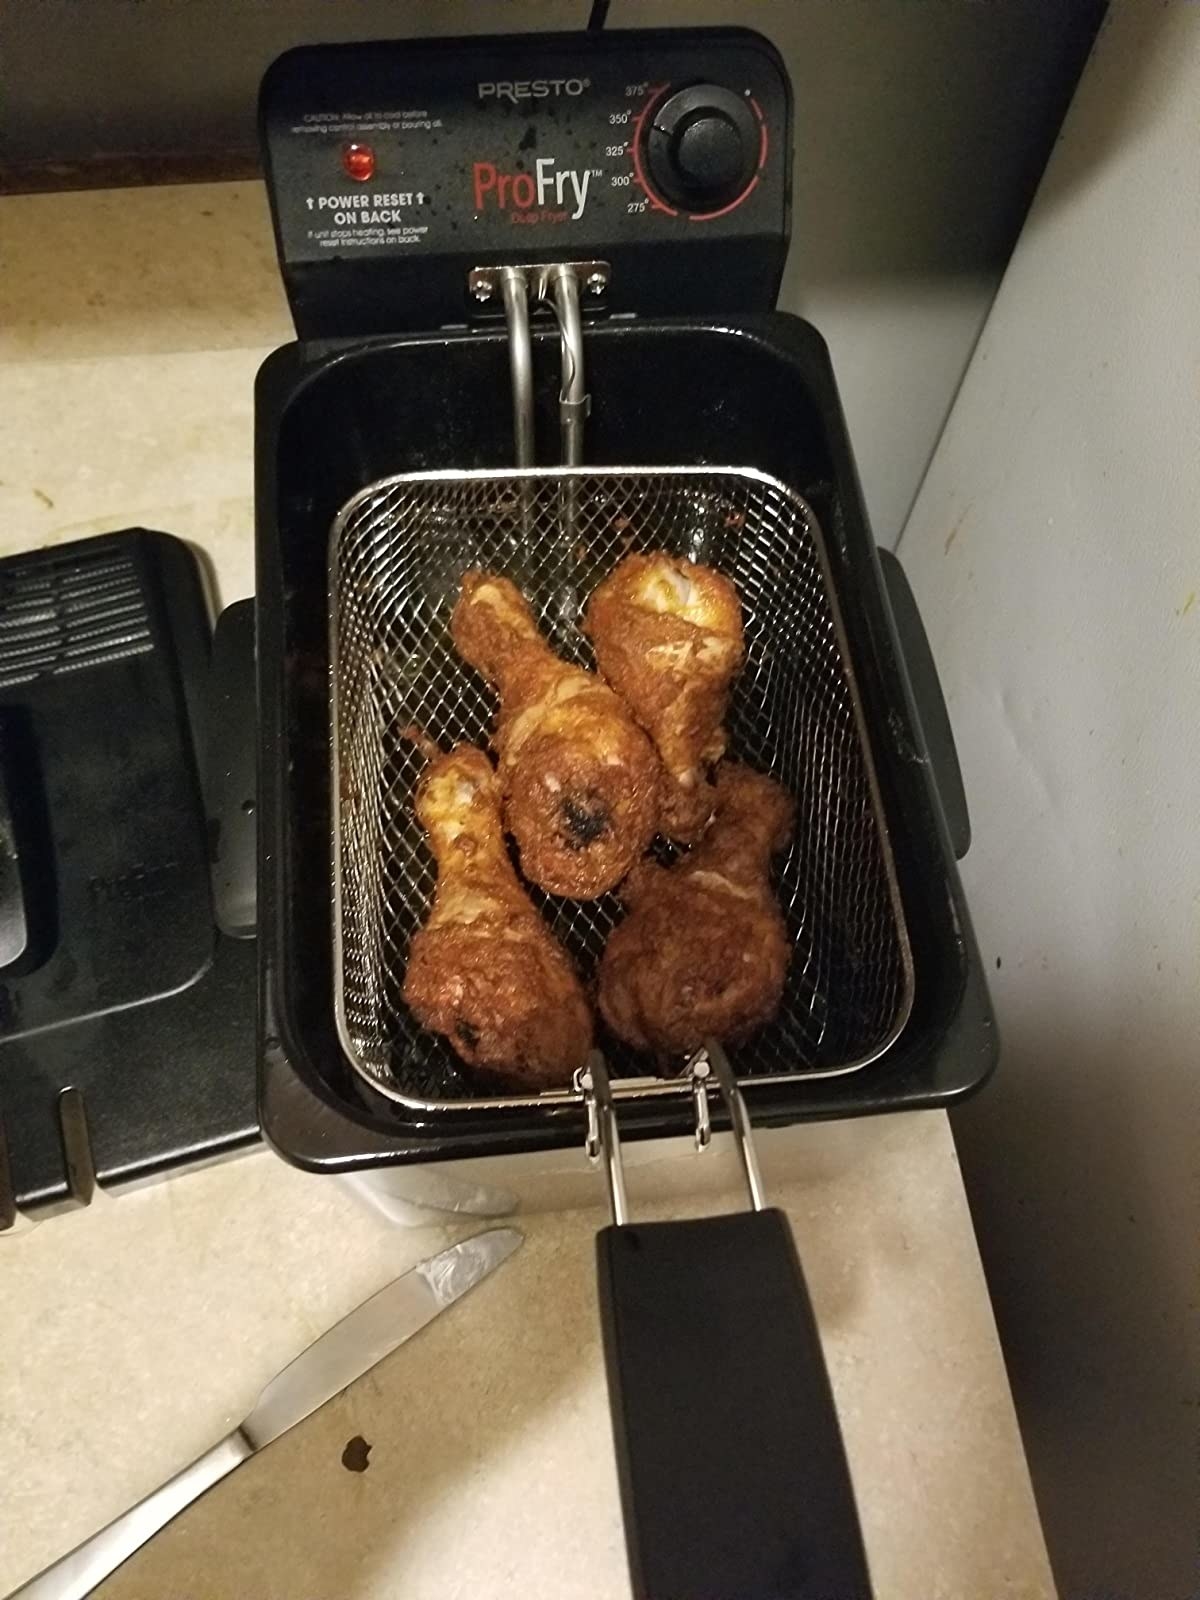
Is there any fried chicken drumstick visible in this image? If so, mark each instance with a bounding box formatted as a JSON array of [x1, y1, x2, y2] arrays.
[[584, 552, 745, 843], [401, 745, 592, 1088], [451, 571, 660, 898], [598, 764, 793, 1056]]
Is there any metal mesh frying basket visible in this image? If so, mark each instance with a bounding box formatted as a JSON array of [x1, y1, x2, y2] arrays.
[[329, 466, 913, 1109]]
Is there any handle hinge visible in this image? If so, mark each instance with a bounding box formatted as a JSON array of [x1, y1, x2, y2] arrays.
[[578, 1040, 766, 1225]]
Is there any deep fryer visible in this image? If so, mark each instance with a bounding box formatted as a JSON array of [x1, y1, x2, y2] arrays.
[[257, 331, 991, 1163], [251, 26, 995, 1600]]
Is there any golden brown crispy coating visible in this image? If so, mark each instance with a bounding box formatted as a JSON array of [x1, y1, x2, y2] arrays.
[[598, 764, 793, 1057], [451, 571, 660, 898], [584, 552, 745, 844], [401, 745, 592, 1089]]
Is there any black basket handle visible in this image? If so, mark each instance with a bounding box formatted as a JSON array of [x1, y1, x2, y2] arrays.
[[586, 1046, 873, 1600]]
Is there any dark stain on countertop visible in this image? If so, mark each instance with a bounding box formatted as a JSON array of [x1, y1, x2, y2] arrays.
[[341, 1434, 372, 1473]]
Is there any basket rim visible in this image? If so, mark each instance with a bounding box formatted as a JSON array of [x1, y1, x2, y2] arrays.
[[328, 462, 915, 1113]]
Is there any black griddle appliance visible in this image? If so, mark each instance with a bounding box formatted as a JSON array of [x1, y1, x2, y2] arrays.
[[0, 533, 257, 1227]]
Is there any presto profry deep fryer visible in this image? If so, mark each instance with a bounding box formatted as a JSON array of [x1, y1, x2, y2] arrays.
[[254, 28, 995, 1600]]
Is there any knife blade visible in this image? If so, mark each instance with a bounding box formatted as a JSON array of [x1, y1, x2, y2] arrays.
[[244, 1224, 520, 1445], [8, 1226, 522, 1600]]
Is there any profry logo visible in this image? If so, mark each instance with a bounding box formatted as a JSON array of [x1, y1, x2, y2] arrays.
[[473, 155, 591, 220]]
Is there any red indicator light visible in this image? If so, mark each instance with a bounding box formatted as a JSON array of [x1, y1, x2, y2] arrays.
[[342, 143, 375, 183]]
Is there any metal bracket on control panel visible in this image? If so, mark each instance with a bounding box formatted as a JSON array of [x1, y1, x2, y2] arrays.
[[471, 260, 609, 468], [467, 260, 611, 305]]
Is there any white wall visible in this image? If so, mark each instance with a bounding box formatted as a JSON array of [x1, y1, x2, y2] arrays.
[[897, 4, 1200, 1594], [0, 0, 1101, 544]]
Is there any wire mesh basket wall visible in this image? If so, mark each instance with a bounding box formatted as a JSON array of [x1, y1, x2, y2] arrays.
[[329, 466, 913, 1108]]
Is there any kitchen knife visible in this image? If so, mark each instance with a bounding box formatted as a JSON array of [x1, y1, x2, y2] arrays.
[[7, 1227, 522, 1600]]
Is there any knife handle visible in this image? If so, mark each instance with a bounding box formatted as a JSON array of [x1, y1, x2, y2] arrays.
[[7, 1430, 252, 1600]]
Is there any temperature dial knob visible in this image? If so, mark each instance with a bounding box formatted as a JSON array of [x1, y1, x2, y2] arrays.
[[645, 84, 761, 214]]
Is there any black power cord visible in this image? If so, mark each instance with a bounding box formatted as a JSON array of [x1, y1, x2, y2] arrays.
[[587, 0, 611, 31]]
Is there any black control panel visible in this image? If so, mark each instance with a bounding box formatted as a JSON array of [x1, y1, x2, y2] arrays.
[[260, 29, 792, 338]]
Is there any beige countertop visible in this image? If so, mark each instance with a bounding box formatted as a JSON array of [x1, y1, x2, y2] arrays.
[[0, 182, 1055, 1600]]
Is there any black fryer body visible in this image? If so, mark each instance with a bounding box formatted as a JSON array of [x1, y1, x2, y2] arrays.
[[254, 313, 994, 1171]]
